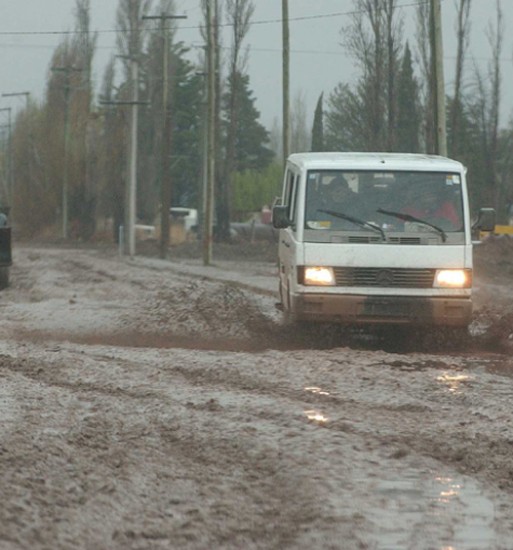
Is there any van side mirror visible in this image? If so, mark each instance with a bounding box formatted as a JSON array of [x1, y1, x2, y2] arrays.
[[272, 205, 291, 229], [472, 207, 495, 233]]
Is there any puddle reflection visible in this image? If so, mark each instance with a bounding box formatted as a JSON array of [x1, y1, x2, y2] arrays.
[[370, 470, 497, 549], [304, 386, 330, 396], [436, 373, 472, 393], [304, 409, 329, 423], [434, 476, 462, 504]]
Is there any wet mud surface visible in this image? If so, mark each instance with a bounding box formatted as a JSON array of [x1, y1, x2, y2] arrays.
[[0, 240, 512, 549]]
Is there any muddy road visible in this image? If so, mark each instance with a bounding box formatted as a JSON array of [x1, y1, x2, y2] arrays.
[[1, 242, 513, 550]]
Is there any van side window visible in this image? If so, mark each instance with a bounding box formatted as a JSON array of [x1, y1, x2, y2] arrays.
[[284, 171, 299, 227]]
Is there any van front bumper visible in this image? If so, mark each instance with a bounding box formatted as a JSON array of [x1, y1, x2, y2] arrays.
[[290, 294, 472, 327]]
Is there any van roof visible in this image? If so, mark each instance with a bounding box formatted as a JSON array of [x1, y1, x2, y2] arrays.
[[287, 152, 465, 173]]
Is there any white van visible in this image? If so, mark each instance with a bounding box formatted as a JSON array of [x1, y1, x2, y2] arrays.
[[272, 152, 495, 327]]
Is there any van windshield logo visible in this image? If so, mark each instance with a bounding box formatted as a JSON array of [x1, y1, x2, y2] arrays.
[[376, 270, 395, 286]]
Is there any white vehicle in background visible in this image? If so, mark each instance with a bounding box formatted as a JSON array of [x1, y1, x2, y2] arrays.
[[170, 207, 198, 233], [272, 152, 495, 328]]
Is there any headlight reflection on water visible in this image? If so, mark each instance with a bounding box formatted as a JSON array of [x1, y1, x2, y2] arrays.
[[434, 476, 462, 504], [304, 386, 330, 396], [304, 410, 329, 423], [436, 372, 471, 393]]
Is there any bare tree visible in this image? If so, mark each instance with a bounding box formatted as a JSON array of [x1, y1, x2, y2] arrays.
[[219, 0, 255, 240], [73, 0, 98, 239], [415, 0, 435, 152], [74, 0, 97, 109], [450, 0, 472, 157], [99, 58, 126, 241], [470, 1, 503, 209], [487, 1, 503, 209], [383, 0, 403, 150], [116, 0, 152, 78], [342, 0, 403, 151]]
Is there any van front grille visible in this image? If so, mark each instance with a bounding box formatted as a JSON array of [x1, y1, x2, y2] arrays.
[[333, 267, 435, 288]]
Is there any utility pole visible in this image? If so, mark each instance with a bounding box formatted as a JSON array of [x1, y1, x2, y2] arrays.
[[195, 65, 208, 255], [282, 0, 290, 164], [0, 108, 12, 207], [127, 57, 139, 257], [203, 0, 216, 266], [143, 12, 187, 259], [430, 0, 447, 156], [100, 87, 149, 257], [51, 66, 83, 239], [2, 92, 30, 110], [103, 53, 150, 257]]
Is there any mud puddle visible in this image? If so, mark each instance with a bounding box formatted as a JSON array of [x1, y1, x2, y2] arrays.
[[9, 325, 513, 363], [367, 468, 501, 549]]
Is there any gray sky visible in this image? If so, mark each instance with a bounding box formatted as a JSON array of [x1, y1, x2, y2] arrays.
[[0, 0, 512, 129]]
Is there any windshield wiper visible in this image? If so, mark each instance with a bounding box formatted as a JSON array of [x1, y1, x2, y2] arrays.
[[318, 209, 385, 240], [377, 208, 447, 242]]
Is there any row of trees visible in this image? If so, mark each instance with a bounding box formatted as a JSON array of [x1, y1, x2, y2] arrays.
[[2, 0, 513, 242], [5, 0, 275, 241], [321, 0, 511, 220]]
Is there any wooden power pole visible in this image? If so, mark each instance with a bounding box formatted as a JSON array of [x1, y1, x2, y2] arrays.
[[282, 0, 290, 164], [143, 12, 187, 259], [100, 55, 149, 257], [431, 0, 447, 156], [203, 0, 216, 266], [51, 66, 83, 239]]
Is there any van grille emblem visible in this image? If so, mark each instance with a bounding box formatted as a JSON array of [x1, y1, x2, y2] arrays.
[[376, 269, 394, 286]]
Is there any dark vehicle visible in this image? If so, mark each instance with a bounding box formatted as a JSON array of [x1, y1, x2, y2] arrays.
[[0, 207, 12, 288]]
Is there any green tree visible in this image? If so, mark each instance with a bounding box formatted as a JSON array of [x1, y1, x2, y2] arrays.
[[141, 10, 204, 223], [98, 57, 126, 241], [396, 43, 420, 152], [311, 93, 324, 152], [232, 162, 282, 217], [12, 104, 56, 236], [223, 72, 274, 173], [325, 82, 369, 151]]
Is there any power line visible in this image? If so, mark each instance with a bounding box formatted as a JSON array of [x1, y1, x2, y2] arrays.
[[2, 39, 511, 64], [0, 1, 429, 37]]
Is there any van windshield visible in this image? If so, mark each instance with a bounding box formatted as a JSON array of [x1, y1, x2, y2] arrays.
[[304, 170, 464, 238]]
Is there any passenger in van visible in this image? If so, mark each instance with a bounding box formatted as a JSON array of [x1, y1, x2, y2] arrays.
[[403, 184, 460, 229], [321, 175, 359, 211], [311, 175, 367, 228]]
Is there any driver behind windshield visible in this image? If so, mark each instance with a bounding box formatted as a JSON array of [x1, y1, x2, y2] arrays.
[[402, 180, 460, 229], [312, 175, 367, 228], [320, 175, 362, 213]]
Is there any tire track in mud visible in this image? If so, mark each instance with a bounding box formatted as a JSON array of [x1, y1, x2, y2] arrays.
[[158, 351, 513, 496], [0, 349, 334, 549]]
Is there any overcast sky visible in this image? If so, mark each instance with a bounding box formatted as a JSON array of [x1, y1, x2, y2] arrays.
[[1, 0, 512, 129]]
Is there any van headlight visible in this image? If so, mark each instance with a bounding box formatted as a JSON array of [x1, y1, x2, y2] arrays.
[[303, 267, 335, 286], [434, 269, 471, 288]]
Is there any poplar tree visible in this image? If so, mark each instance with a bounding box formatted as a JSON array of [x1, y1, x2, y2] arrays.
[[311, 93, 324, 152], [396, 43, 420, 152], [219, 0, 255, 241], [325, 0, 403, 151]]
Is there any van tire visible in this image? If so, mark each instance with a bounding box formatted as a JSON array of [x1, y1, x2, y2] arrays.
[[0, 267, 9, 289]]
